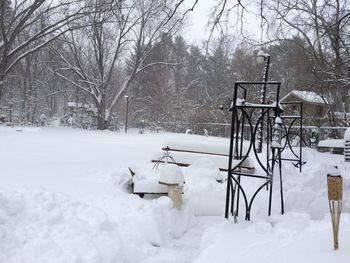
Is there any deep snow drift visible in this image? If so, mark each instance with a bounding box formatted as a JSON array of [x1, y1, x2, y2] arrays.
[[0, 126, 349, 263]]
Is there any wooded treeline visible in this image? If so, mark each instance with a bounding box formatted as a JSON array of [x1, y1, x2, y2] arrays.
[[0, 0, 349, 131]]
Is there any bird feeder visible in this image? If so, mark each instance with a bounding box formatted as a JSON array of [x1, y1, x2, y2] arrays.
[[327, 166, 343, 250]]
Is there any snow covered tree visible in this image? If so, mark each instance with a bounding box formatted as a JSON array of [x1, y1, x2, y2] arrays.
[[0, 0, 95, 101], [54, 0, 187, 130], [264, 0, 350, 125]]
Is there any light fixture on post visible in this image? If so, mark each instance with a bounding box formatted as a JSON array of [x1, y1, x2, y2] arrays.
[[271, 116, 283, 149], [124, 95, 130, 134], [256, 50, 271, 153]]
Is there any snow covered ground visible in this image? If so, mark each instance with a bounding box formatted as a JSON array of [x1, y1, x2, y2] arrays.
[[0, 126, 349, 263]]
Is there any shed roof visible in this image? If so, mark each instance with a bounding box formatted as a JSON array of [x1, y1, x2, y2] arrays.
[[281, 90, 326, 105]]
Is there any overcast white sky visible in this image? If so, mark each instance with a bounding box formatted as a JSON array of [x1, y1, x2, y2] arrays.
[[182, 0, 262, 45], [182, 0, 213, 44]]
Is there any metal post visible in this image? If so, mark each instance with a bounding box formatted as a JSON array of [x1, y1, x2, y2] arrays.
[[300, 102, 303, 172], [268, 148, 275, 216], [225, 83, 238, 219], [124, 95, 129, 133], [257, 54, 271, 153], [278, 149, 284, 214]]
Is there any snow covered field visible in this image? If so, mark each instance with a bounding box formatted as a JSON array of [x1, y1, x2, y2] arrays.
[[1, 126, 350, 263]]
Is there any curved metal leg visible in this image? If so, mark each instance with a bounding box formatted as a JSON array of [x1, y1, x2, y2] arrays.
[[230, 175, 249, 219], [247, 180, 271, 220]]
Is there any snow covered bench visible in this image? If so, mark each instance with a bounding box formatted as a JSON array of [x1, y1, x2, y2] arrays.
[[317, 139, 344, 154], [131, 139, 254, 197], [151, 140, 254, 172], [131, 166, 184, 197]]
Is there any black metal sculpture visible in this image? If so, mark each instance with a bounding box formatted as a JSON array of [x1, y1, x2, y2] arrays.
[[278, 101, 305, 172], [224, 81, 284, 221]]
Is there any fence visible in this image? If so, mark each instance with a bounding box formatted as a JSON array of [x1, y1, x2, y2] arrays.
[[152, 121, 348, 144]]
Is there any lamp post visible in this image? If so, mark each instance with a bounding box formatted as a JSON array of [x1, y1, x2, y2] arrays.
[[257, 50, 271, 153], [344, 91, 350, 123], [124, 95, 130, 133]]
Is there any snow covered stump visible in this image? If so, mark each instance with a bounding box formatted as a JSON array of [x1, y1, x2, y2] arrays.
[[158, 165, 184, 210], [327, 167, 343, 250]]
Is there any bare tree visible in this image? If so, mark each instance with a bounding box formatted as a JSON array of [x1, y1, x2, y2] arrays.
[[54, 0, 187, 129], [208, 0, 350, 126], [264, 0, 350, 124], [0, 0, 91, 98]]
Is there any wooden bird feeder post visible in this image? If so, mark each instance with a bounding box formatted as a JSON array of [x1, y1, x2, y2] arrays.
[[158, 165, 184, 210], [327, 168, 343, 250]]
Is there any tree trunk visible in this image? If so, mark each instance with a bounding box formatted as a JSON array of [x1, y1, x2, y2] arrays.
[[97, 93, 108, 130], [0, 65, 7, 99]]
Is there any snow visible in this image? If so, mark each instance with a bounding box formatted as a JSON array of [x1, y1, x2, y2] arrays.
[[318, 139, 345, 148], [184, 159, 226, 216], [275, 116, 282, 124], [281, 90, 326, 104], [0, 126, 350, 262], [327, 166, 342, 176], [194, 213, 350, 263], [133, 178, 169, 194], [345, 128, 350, 141], [158, 164, 184, 186], [0, 190, 124, 263], [133, 165, 185, 193], [235, 98, 245, 106]]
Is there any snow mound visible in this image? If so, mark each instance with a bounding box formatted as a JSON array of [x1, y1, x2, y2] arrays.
[[184, 159, 226, 216], [194, 213, 350, 263], [0, 190, 123, 263], [0, 188, 195, 263], [283, 158, 350, 219]]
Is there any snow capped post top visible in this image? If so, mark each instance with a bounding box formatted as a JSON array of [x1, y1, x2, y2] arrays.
[[158, 164, 184, 186], [327, 166, 341, 177]]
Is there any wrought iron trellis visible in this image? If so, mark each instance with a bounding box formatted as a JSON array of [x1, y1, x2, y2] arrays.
[[224, 81, 284, 221], [277, 101, 305, 172]]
